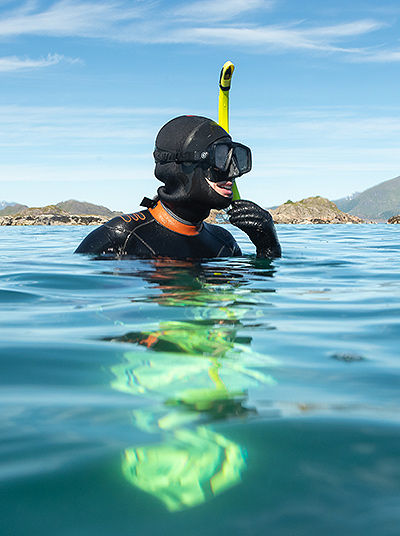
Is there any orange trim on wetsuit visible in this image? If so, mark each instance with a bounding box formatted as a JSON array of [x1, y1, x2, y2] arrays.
[[149, 201, 201, 236]]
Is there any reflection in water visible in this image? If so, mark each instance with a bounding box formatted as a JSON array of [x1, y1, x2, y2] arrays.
[[108, 319, 248, 356], [122, 428, 245, 512], [107, 259, 277, 511]]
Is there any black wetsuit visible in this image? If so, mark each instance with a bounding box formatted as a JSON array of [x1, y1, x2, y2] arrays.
[[75, 201, 241, 259]]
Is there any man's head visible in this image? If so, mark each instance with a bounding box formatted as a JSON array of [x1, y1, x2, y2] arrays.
[[153, 116, 251, 221]]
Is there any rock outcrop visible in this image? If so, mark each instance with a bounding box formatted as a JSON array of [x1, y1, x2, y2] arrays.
[[0, 205, 108, 226], [269, 196, 364, 224], [205, 209, 227, 224], [388, 215, 400, 224]]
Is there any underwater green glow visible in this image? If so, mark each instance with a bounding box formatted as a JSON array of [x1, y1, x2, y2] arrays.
[[109, 265, 276, 510], [122, 427, 245, 512]]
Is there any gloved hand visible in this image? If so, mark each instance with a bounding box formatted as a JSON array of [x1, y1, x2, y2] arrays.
[[227, 200, 281, 258]]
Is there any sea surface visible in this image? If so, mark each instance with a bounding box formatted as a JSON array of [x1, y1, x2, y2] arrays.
[[1, 223, 400, 536]]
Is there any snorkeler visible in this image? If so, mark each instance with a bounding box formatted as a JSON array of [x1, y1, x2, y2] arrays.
[[75, 115, 281, 259]]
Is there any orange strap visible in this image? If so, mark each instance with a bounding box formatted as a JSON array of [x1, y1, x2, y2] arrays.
[[149, 202, 200, 236]]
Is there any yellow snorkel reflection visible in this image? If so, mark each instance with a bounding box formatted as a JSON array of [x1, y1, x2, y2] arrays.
[[110, 316, 275, 511], [106, 251, 277, 511], [122, 427, 245, 512]]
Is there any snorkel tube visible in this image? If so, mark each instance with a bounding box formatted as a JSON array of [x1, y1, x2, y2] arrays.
[[218, 61, 240, 201]]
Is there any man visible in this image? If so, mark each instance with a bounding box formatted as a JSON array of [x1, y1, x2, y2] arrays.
[[75, 115, 281, 259]]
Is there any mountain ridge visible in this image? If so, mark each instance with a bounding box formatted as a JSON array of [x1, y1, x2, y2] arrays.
[[0, 203, 29, 216], [335, 175, 400, 221], [0, 199, 122, 218]]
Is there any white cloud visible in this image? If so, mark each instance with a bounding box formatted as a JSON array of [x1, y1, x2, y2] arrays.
[[305, 19, 383, 38], [0, 0, 145, 38], [0, 104, 183, 133], [173, 0, 275, 22], [173, 25, 340, 52], [170, 19, 386, 54], [0, 53, 79, 72], [351, 49, 400, 62], [0, 163, 153, 181], [238, 114, 400, 142], [0, 1, 386, 55], [0, 1, 400, 64]]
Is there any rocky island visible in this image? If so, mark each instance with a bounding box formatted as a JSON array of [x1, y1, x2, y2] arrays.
[[1, 196, 395, 226], [269, 196, 364, 224], [0, 200, 121, 226]]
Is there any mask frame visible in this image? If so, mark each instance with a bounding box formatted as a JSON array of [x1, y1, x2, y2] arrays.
[[153, 141, 252, 179]]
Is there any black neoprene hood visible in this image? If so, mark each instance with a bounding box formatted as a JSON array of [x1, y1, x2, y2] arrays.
[[155, 115, 230, 156], [153, 115, 235, 221]]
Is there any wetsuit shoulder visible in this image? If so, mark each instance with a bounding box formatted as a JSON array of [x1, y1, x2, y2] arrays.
[[202, 222, 241, 257], [75, 209, 242, 259], [75, 210, 151, 255]]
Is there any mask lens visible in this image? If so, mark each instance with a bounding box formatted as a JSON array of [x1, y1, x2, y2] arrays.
[[213, 144, 231, 171], [207, 141, 251, 179], [234, 146, 251, 173]]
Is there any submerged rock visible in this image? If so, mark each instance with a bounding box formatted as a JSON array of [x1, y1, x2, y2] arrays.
[[269, 196, 364, 224], [331, 352, 366, 363]]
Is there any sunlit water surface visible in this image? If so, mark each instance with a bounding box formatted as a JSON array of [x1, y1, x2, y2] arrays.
[[1, 224, 400, 535]]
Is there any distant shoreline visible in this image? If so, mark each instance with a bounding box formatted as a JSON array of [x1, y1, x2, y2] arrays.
[[0, 213, 109, 226], [1, 196, 399, 226]]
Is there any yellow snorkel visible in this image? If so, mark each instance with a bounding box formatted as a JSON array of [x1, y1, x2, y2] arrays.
[[218, 61, 240, 201]]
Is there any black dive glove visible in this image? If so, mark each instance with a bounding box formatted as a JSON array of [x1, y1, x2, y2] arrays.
[[227, 200, 281, 258]]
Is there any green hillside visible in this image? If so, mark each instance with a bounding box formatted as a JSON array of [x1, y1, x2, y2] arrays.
[[56, 199, 121, 217], [0, 199, 122, 218], [335, 176, 400, 221], [0, 203, 28, 216]]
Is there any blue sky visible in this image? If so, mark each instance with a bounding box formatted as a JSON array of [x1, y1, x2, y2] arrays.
[[1, 0, 400, 211]]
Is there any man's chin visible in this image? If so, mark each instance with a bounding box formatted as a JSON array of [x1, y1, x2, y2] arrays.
[[210, 193, 233, 210]]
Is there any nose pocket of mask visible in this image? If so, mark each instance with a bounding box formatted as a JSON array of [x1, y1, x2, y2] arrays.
[[228, 157, 240, 179]]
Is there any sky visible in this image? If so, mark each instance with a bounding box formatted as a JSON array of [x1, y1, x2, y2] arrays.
[[1, 0, 400, 211]]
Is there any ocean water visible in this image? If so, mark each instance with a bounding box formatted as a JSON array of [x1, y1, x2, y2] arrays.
[[1, 223, 400, 536]]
